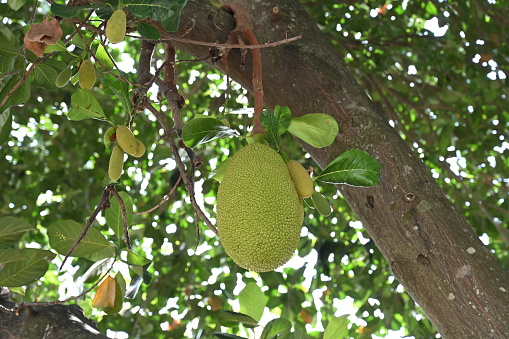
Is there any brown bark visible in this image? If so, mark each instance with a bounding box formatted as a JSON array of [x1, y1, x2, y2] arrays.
[[160, 0, 509, 337]]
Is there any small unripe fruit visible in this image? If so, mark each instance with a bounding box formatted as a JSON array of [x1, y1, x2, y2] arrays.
[[133, 138, 146, 157], [103, 127, 115, 149], [106, 10, 126, 44], [115, 125, 137, 155], [55, 67, 72, 88], [108, 145, 124, 181], [287, 161, 314, 198], [311, 192, 331, 216], [78, 59, 96, 90]]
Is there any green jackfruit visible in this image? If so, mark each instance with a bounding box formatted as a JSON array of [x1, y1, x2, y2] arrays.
[[287, 161, 314, 198], [133, 138, 146, 157], [108, 145, 124, 181], [115, 125, 137, 156], [106, 10, 126, 44], [78, 59, 95, 90], [217, 143, 304, 272]]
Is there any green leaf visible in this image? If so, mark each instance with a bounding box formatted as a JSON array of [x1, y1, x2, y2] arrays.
[[109, 79, 132, 112], [68, 89, 107, 121], [214, 334, 248, 339], [105, 191, 133, 242], [315, 150, 381, 187], [0, 249, 29, 264], [96, 44, 114, 71], [239, 282, 266, 322], [323, 314, 350, 339], [0, 217, 35, 247], [218, 311, 258, 328], [260, 318, 292, 339], [274, 105, 292, 134], [0, 74, 31, 113], [125, 250, 151, 266], [0, 109, 12, 145], [182, 117, 238, 148], [47, 219, 114, 257], [0, 33, 21, 58], [0, 249, 55, 287], [127, 0, 188, 32], [137, 22, 161, 40], [32, 64, 58, 91], [210, 157, 232, 182], [287, 113, 339, 148], [8, 0, 29, 12], [260, 109, 280, 150], [51, 3, 105, 18]]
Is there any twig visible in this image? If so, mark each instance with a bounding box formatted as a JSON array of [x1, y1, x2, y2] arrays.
[[163, 33, 301, 50], [132, 175, 182, 215], [60, 187, 112, 269], [108, 186, 132, 250]]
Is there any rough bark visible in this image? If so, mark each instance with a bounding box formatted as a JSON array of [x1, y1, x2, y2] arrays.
[[159, 0, 509, 338], [0, 290, 107, 339]]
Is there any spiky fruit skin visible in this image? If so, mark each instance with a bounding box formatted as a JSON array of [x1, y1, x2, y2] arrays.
[[217, 143, 304, 272], [287, 161, 314, 198], [115, 125, 137, 155], [106, 10, 126, 44], [108, 145, 124, 181], [78, 59, 95, 90]]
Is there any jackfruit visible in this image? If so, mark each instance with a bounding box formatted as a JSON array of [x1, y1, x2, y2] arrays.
[[287, 160, 314, 198], [133, 138, 146, 157], [78, 59, 95, 90], [217, 143, 304, 272], [115, 125, 137, 155], [106, 10, 126, 44], [108, 145, 124, 181]]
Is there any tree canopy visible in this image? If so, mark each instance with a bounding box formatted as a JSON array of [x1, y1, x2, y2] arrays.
[[0, 0, 508, 338]]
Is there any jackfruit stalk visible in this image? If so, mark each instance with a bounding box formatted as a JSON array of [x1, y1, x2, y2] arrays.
[[216, 143, 304, 272]]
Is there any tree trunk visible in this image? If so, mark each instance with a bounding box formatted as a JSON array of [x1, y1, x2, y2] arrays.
[[161, 0, 509, 337]]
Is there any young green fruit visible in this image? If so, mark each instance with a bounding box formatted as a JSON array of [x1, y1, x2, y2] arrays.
[[108, 145, 124, 181], [106, 10, 126, 44], [78, 59, 96, 90], [287, 160, 314, 198], [115, 125, 137, 156], [133, 138, 146, 157], [55, 67, 72, 88], [103, 127, 116, 149], [217, 143, 304, 272], [311, 192, 332, 217]]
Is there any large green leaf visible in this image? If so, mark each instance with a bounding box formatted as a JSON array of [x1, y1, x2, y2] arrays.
[[182, 117, 237, 148], [0, 109, 12, 144], [105, 191, 133, 241], [260, 318, 292, 339], [259, 106, 291, 150], [0, 74, 31, 113], [287, 113, 339, 148], [8, 0, 29, 11], [68, 89, 107, 121], [0, 249, 29, 264], [47, 219, 114, 257], [95, 44, 114, 71], [0, 217, 35, 247], [315, 150, 381, 187], [31, 64, 58, 91], [51, 3, 106, 18], [137, 22, 161, 40], [217, 311, 258, 329], [109, 79, 132, 113], [238, 282, 266, 322], [323, 314, 350, 339], [127, 0, 188, 32], [0, 249, 55, 287]]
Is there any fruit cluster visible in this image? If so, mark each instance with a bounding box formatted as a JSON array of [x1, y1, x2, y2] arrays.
[[107, 125, 146, 181]]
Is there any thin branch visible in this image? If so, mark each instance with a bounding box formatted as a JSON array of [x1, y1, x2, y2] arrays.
[[60, 187, 111, 269], [163, 33, 302, 50], [132, 175, 182, 215]]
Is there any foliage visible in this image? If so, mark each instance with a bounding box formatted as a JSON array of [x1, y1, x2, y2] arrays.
[[0, 0, 507, 339]]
